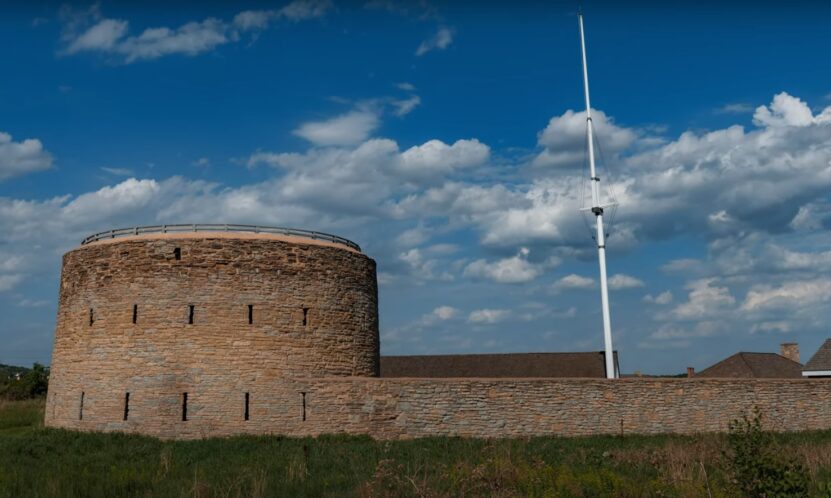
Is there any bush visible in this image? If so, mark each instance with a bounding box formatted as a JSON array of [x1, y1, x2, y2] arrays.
[[726, 406, 809, 498], [0, 364, 49, 400]]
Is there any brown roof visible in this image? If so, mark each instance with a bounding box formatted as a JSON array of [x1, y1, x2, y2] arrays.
[[380, 352, 619, 378], [803, 339, 831, 372], [695, 352, 802, 378]]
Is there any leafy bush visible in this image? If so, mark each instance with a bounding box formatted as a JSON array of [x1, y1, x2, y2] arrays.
[[0, 363, 49, 400], [726, 406, 809, 498]]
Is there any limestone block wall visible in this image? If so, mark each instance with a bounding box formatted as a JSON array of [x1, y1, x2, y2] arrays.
[[45, 232, 379, 430], [45, 376, 831, 440]]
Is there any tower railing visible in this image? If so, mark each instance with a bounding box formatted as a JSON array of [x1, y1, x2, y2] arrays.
[[80, 224, 361, 251]]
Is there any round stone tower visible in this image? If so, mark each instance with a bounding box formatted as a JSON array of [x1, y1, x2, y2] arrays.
[[44, 225, 378, 436]]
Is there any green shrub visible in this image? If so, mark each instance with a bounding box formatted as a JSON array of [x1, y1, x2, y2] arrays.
[[726, 406, 809, 498], [0, 363, 49, 401]]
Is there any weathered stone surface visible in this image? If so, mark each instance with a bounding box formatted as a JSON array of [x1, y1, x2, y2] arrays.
[[45, 232, 831, 440], [45, 233, 380, 435]]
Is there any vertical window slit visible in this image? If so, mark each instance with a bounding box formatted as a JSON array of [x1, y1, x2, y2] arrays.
[[248, 305, 253, 325], [301, 392, 306, 421], [79, 392, 85, 420], [182, 392, 188, 421], [174, 247, 181, 260], [89, 308, 94, 326], [188, 305, 194, 325], [302, 308, 309, 327], [132, 304, 138, 324], [244, 392, 250, 421], [123, 392, 130, 421]]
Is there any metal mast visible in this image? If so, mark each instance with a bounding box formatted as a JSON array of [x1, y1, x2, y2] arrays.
[[578, 13, 616, 379]]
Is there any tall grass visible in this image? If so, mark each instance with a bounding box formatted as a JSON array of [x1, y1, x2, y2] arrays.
[[2, 400, 831, 497]]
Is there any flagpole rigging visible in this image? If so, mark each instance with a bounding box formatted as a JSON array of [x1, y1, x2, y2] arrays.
[[578, 13, 616, 379]]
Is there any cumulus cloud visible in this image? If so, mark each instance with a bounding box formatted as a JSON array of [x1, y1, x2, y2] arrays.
[[752, 92, 822, 128], [643, 291, 673, 305], [60, 1, 332, 63], [398, 248, 453, 282], [467, 308, 510, 324], [0, 132, 53, 181], [463, 247, 554, 284], [415, 26, 453, 56], [7, 90, 831, 362], [552, 274, 595, 292], [532, 109, 639, 168], [607, 273, 645, 290], [671, 279, 736, 320], [399, 139, 489, 181]]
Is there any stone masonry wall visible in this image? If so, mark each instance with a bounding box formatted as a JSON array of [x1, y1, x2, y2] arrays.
[[44, 232, 831, 440], [45, 234, 379, 431], [46, 375, 831, 440]]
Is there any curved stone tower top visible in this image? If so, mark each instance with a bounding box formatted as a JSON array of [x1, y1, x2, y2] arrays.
[[45, 225, 378, 436]]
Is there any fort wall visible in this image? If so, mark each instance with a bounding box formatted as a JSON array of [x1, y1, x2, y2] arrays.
[[45, 232, 379, 431], [45, 229, 831, 440], [47, 376, 831, 439]]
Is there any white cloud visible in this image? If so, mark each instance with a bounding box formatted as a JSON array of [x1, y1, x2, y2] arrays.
[[392, 95, 421, 117], [431, 306, 458, 320], [416, 26, 453, 56], [648, 321, 724, 341], [671, 279, 736, 320], [467, 308, 510, 324], [742, 279, 831, 312], [753, 92, 816, 128], [399, 139, 489, 181], [533, 109, 639, 168], [16, 298, 50, 308], [717, 103, 754, 114], [643, 291, 673, 305], [100, 167, 134, 176], [0, 132, 53, 181], [607, 273, 645, 290], [463, 247, 552, 284], [552, 274, 594, 292], [278, 0, 334, 21], [293, 110, 380, 146], [119, 19, 231, 63], [233, 0, 332, 30], [399, 248, 453, 282], [64, 18, 129, 54], [0, 275, 23, 292], [60, 1, 332, 63], [750, 321, 791, 334]]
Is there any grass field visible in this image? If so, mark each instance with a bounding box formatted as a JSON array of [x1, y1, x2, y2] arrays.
[[2, 399, 831, 497]]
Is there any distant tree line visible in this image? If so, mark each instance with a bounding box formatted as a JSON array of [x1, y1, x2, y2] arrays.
[[0, 363, 49, 400]]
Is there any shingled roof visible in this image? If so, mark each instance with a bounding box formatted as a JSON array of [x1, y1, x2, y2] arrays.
[[695, 352, 802, 379], [803, 339, 831, 375], [380, 352, 619, 378]]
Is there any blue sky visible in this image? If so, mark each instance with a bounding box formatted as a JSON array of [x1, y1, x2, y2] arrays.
[[3, 1, 831, 374]]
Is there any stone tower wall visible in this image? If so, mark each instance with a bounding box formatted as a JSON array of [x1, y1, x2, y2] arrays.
[[44, 233, 379, 433]]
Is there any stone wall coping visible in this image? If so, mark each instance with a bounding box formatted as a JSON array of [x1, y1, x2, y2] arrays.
[[80, 224, 361, 252], [74, 231, 363, 254], [307, 376, 831, 384]]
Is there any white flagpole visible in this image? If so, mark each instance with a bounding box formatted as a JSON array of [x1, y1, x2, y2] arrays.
[[579, 13, 616, 379]]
